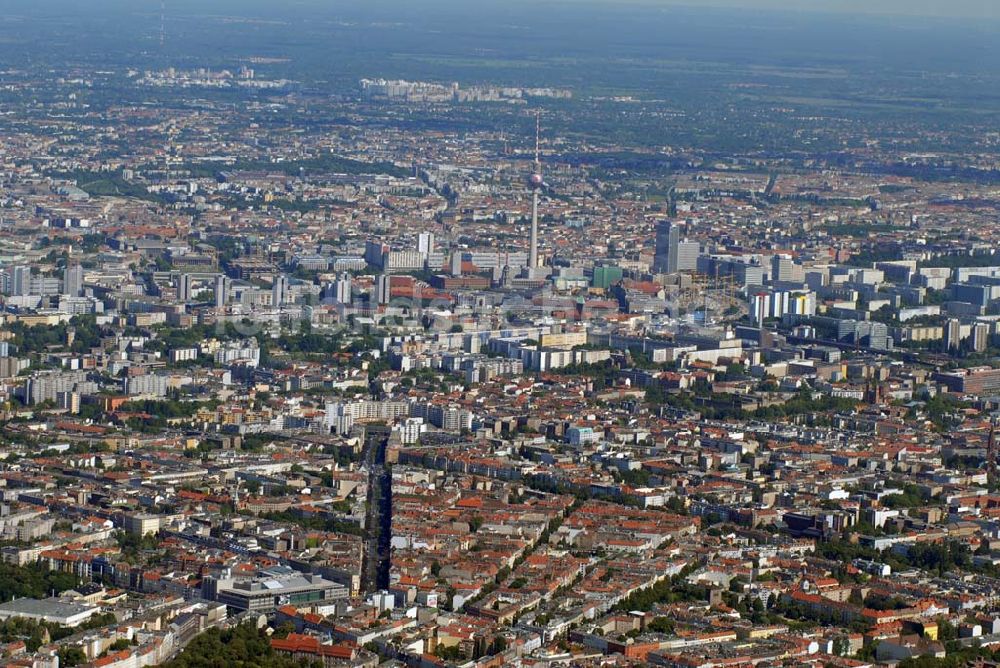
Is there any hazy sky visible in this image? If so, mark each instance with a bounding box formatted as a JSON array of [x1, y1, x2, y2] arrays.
[[9, 0, 999, 23], [592, 0, 998, 19]]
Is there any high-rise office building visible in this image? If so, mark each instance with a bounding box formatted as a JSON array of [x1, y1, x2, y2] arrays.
[[417, 232, 435, 256], [944, 318, 962, 352], [750, 292, 770, 326], [11, 266, 31, 296], [272, 275, 290, 307], [214, 274, 230, 309], [677, 240, 700, 272], [178, 274, 194, 302], [771, 254, 803, 283], [375, 274, 392, 305], [63, 265, 84, 297], [364, 240, 388, 269], [330, 274, 352, 305], [972, 322, 991, 353], [653, 220, 679, 274], [592, 265, 624, 290]]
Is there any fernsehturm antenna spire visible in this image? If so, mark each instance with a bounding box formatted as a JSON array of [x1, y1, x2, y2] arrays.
[[527, 113, 543, 270]]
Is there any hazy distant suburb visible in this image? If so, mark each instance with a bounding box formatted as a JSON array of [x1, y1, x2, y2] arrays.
[[552, 0, 999, 20]]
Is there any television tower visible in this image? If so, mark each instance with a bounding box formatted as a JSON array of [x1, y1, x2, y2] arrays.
[[527, 112, 543, 271], [160, 0, 166, 48]]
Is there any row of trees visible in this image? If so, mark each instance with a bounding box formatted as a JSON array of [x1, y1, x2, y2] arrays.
[[0, 612, 117, 653], [8, 314, 105, 355], [163, 623, 320, 668], [0, 561, 79, 601], [259, 510, 365, 537], [820, 537, 973, 577], [612, 564, 707, 612], [751, 391, 859, 421], [120, 398, 218, 419]]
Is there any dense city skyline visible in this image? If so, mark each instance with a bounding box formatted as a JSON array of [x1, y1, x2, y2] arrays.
[[0, 1, 999, 667]]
